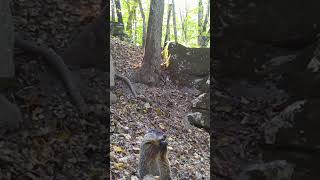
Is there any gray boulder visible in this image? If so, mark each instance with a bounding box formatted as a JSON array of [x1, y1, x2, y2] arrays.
[[237, 160, 294, 180], [162, 42, 210, 87], [187, 93, 210, 130]]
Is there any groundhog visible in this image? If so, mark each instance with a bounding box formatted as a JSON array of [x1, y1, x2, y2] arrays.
[[138, 129, 171, 180]]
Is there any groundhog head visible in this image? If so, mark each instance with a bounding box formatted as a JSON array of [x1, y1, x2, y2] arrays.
[[141, 129, 168, 158]]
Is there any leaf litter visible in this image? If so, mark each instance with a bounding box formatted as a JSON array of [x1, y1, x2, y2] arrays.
[[110, 37, 210, 179]]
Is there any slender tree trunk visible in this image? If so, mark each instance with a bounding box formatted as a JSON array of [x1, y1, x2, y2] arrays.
[[134, 6, 137, 43], [200, 0, 210, 47], [138, 0, 146, 47], [179, 8, 187, 42], [126, 0, 132, 37], [137, 0, 165, 85], [172, 0, 177, 43], [202, 0, 209, 32], [198, 0, 204, 47], [111, 0, 115, 22], [115, 0, 123, 24], [184, 2, 188, 40], [127, 0, 138, 39], [164, 4, 172, 46]]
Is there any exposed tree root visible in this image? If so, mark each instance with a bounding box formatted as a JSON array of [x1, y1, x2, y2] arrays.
[[14, 34, 87, 114], [115, 73, 137, 97]]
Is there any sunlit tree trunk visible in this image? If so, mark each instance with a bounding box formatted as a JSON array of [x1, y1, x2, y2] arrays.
[[179, 8, 187, 42], [164, 3, 172, 46], [134, 6, 137, 43], [172, 0, 177, 43], [200, 0, 210, 47], [111, 0, 115, 22], [127, 0, 138, 39], [198, 0, 204, 47], [138, 0, 146, 47], [137, 0, 165, 85], [115, 0, 123, 24]]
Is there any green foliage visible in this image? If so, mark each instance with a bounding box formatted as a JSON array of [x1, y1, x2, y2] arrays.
[[111, 0, 210, 48]]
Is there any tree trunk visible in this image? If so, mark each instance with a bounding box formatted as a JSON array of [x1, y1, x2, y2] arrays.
[[198, 0, 204, 47], [138, 0, 146, 47], [134, 6, 137, 43], [184, 3, 188, 41], [115, 0, 123, 24], [172, 0, 177, 43], [111, 0, 115, 22], [202, 0, 209, 32], [164, 4, 172, 46], [137, 0, 165, 85], [200, 0, 210, 47], [126, 0, 132, 37], [179, 8, 187, 42], [126, 0, 138, 39]]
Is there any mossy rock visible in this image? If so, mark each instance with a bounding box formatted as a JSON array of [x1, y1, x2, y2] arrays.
[[162, 42, 210, 86]]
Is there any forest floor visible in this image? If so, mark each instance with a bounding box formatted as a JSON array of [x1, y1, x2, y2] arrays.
[[1, 45, 108, 179], [110, 37, 210, 179]]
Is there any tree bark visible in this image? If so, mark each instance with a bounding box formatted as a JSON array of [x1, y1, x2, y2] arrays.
[[111, 0, 115, 22], [179, 8, 187, 42], [134, 9, 137, 43], [138, 0, 146, 47], [164, 4, 172, 46], [126, 0, 132, 37], [115, 0, 123, 24], [172, 0, 178, 43], [198, 0, 204, 47], [200, 0, 210, 47], [202, 0, 209, 33], [137, 0, 165, 85], [126, 0, 138, 39]]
